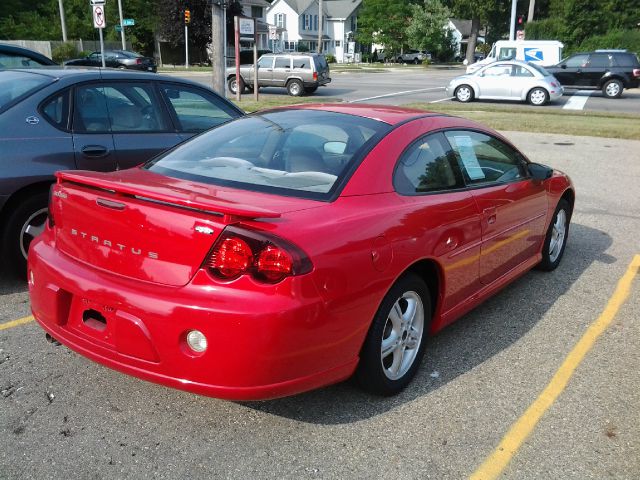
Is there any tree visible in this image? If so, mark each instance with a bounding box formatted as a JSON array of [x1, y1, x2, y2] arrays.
[[406, 0, 456, 60], [357, 0, 416, 54]]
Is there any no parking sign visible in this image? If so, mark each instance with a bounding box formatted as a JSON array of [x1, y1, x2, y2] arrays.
[[93, 4, 106, 29]]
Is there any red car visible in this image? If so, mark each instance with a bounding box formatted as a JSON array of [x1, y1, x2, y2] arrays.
[[28, 104, 574, 400]]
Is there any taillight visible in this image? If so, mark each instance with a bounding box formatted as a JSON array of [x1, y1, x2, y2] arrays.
[[313, 71, 318, 81], [204, 226, 312, 283], [136, 58, 143, 65], [551, 82, 558, 87], [633, 68, 640, 78]]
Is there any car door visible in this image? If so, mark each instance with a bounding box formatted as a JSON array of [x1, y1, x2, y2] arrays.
[[554, 54, 590, 86], [509, 64, 536, 99], [393, 132, 482, 316], [272, 56, 292, 87], [159, 82, 240, 141], [475, 63, 513, 98], [71, 83, 117, 171], [101, 82, 181, 170], [256, 55, 274, 86], [583, 53, 611, 86], [87, 52, 102, 67], [444, 130, 548, 285]]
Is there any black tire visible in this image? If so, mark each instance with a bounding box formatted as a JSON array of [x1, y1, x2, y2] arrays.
[[537, 198, 571, 271], [455, 84, 474, 103], [1, 191, 49, 278], [356, 273, 431, 396], [528, 87, 549, 106], [304, 85, 318, 94], [227, 76, 244, 95], [413, 58, 420, 64], [286, 79, 304, 97], [602, 79, 623, 98]]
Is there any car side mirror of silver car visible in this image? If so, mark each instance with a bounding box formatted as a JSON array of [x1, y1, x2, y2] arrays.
[[529, 163, 553, 181]]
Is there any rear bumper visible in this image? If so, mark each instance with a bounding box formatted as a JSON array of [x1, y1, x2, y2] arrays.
[[28, 233, 359, 400]]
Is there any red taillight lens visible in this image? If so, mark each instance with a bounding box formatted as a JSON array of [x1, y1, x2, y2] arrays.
[[633, 68, 640, 78], [136, 58, 143, 65], [256, 245, 293, 282], [313, 71, 318, 81], [204, 226, 312, 283], [207, 237, 253, 279], [551, 82, 558, 87]]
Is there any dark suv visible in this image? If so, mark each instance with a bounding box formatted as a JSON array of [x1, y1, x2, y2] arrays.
[[546, 50, 640, 98]]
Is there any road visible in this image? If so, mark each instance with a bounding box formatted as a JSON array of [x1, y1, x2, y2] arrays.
[[1, 132, 639, 479], [166, 66, 640, 114]]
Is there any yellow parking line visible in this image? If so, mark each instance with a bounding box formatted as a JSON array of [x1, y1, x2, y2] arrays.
[[0, 315, 35, 331], [470, 254, 640, 480]]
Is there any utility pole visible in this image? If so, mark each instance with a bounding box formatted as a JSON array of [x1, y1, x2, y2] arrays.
[[58, 0, 67, 42], [509, 0, 518, 41], [210, 2, 225, 96], [527, 0, 536, 23], [317, 0, 322, 53], [117, 0, 126, 50]]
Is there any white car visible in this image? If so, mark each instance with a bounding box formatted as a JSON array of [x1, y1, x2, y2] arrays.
[[446, 60, 564, 106]]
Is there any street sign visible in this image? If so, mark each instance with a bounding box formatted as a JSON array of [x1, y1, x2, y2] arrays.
[[123, 18, 135, 26], [115, 25, 122, 32], [269, 25, 277, 41], [239, 18, 255, 36], [516, 29, 525, 41], [93, 5, 106, 29]]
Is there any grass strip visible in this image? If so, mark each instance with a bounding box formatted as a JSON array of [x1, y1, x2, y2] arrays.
[[406, 103, 640, 140], [230, 96, 342, 113]]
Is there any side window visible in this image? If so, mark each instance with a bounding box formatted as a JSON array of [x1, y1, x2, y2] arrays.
[[73, 85, 111, 132], [258, 56, 273, 68], [101, 83, 169, 132], [565, 54, 589, 68], [512, 65, 534, 77], [394, 133, 461, 194], [274, 57, 290, 69], [293, 58, 309, 69], [41, 90, 70, 130], [445, 131, 526, 186], [498, 48, 516, 60], [482, 64, 512, 77], [161, 84, 236, 133], [588, 54, 611, 68]]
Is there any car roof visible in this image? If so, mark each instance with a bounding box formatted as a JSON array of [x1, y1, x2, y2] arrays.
[[0, 43, 57, 65], [263, 103, 437, 125]]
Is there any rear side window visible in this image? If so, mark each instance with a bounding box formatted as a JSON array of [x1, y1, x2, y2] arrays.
[[274, 57, 290, 68], [394, 133, 462, 194], [160, 84, 236, 133], [73, 85, 111, 132], [613, 53, 640, 67], [293, 58, 310, 69], [588, 54, 612, 68], [445, 131, 526, 186], [102, 83, 169, 132], [41, 90, 70, 130]]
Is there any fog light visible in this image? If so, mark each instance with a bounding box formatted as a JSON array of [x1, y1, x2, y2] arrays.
[[186, 330, 207, 353]]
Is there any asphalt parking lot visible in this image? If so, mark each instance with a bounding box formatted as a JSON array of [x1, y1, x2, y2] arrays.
[[1, 130, 638, 479]]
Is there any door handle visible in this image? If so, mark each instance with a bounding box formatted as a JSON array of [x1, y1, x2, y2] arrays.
[[81, 145, 109, 157], [483, 207, 497, 224]]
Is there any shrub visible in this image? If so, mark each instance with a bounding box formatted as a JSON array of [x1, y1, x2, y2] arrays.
[[325, 53, 336, 63], [526, 18, 566, 43], [52, 42, 79, 64], [573, 29, 640, 55]]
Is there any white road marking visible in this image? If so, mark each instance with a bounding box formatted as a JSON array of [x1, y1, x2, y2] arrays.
[[430, 97, 454, 104], [349, 87, 445, 103], [562, 90, 593, 110]]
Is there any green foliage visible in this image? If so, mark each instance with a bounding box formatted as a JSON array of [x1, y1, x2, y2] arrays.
[[406, 0, 451, 53], [325, 54, 336, 63], [51, 42, 79, 63], [574, 29, 640, 55], [297, 43, 310, 52], [525, 18, 566, 41], [357, 0, 414, 53]]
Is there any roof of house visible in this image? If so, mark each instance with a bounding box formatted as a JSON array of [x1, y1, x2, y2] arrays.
[[450, 19, 487, 38]]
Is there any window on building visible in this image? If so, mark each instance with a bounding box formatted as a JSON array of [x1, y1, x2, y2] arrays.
[[251, 6, 263, 18], [314, 15, 318, 31], [304, 14, 311, 30], [275, 13, 286, 28], [335, 40, 341, 48]]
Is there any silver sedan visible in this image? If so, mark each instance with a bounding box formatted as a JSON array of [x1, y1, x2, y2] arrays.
[[446, 60, 564, 106]]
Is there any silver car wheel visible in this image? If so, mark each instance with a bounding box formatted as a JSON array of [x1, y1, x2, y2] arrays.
[[529, 88, 548, 106], [604, 81, 621, 98], [380, 291, 425, 381], [455, 85, 472, 102], [20, 207, 48, 260], [548, 209, 567, 263], [287, 80, 302, 96]]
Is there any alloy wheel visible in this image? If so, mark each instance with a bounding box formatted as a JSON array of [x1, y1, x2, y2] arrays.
[[548, 209, 567, 263], [20, 207, 48, 260]]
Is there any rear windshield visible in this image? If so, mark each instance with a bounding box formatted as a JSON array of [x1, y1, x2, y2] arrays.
[[0, 70, 53, 110], [315, 55, 328, 71], [146, 110, 390, 200]]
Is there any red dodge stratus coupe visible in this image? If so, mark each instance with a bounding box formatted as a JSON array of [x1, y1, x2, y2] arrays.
[[28, 104, 574, 400]]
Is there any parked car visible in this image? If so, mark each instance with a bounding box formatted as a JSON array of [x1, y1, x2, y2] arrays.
[[396, 50, 431, 64], [545, 50, 640, 98], [226, 52, 331, 96], [65, 50, 157, 72], [447, 60, 564, 106], [0, 43, 57, 68], [0, 68, 244, 276], [29, 104, 574, 400]]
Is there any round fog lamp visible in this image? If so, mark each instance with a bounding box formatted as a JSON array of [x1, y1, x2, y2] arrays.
[[186, 330, 208, 353]]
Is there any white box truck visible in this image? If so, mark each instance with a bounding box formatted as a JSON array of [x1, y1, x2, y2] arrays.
[[466, 40, 564, 74]]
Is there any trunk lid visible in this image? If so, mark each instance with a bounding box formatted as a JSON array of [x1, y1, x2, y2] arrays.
[[51, 168, 320, 286]]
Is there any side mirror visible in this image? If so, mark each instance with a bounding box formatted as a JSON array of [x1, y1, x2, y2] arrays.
[[561, 64, 567, 69], [528, 163, 553, 181]]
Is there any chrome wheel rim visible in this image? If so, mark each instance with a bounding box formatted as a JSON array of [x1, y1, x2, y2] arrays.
[[548, 209, 567, 263], [380, 291, 425, 381], [289, 82, 301, 96], [530, 89, 547, 105], [230, 79, 238, 94], [605, 82, 620, 97], [456, 86, 471, 102], [20, 207, 48, 260]]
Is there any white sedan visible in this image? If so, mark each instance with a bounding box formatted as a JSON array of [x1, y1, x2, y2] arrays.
[[446, 60, 564, 106]]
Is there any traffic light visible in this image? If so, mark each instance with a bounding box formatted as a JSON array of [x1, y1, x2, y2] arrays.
[[517, 15, 525, 26], [184, 9, 191, 25]]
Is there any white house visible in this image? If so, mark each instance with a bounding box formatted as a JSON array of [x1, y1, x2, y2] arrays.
[[266, 0, 362, 63]]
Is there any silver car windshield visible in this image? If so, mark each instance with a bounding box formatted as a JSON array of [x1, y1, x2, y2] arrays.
[[0, 71, 52, 110], [146, 110, 390, 199]]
